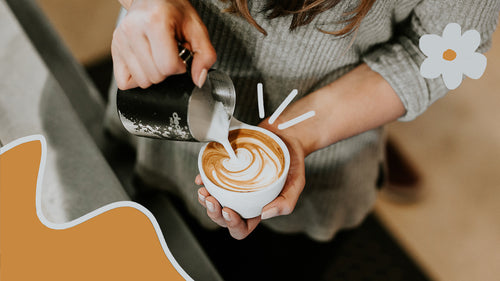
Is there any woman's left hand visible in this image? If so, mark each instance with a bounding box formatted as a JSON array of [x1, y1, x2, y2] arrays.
[[195, 120, 307, 240], [195, 63, 407, 239]]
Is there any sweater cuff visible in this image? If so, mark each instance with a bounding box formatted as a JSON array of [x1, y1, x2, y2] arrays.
[[362, 36, 448, 122]]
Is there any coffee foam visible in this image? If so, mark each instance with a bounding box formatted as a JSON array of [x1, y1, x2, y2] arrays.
[[202, 128, 285, 192]]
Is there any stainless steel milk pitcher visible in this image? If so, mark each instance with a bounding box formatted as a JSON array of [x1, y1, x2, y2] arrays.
[[116, 45, 236, 142]]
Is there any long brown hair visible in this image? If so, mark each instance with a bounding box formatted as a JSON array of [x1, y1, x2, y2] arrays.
[[220, 0, 376, 36]]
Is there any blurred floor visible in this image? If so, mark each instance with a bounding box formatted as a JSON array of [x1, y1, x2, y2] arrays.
[[36, 0, 120, 65], [36, 1, 500, 280], [376, 25, 500, 281]]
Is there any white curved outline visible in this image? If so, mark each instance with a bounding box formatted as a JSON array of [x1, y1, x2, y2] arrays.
[[0, 135, 193, 281]]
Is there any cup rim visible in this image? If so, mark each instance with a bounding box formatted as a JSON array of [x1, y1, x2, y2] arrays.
[[198, 124, 290, 194]]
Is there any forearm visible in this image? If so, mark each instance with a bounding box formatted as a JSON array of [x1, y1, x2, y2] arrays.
[[268, 63, 405, 155]]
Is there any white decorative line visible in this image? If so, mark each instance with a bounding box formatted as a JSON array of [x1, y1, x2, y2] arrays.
[[256, 84, 315, 129], [257, 83, 265, 119], [268, 89, 298, 125], [278, 111, 316, 130]]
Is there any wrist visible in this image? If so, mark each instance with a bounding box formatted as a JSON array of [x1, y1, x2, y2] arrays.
[[259, 118, 312, 157]]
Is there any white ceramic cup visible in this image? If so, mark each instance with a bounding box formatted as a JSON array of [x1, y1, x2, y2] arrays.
[[198, 123, 290, 219]]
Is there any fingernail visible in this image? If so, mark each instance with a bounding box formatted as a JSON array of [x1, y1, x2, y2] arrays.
[[198, 192, 205, 202], [261, 207, 279, 220], [197, 68, 207, 88], [222, 210, 231, 221], [206, 200, 215, 212]]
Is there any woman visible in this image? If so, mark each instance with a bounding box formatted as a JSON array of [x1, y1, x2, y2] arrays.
[[106, 0, 499, 241]]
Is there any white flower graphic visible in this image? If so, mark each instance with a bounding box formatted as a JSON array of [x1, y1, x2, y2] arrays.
[[419, 23, 487, 90]]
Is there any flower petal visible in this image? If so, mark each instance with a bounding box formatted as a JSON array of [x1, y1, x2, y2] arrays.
[[442, 23, 462, 42], [458, 29, 481, 54], [419, 34, 444, 58], [442, 69, 464, 90], [420, 58, 443, 79], [461, 52, 487, 79]]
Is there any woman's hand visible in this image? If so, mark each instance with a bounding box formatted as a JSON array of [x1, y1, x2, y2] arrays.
[[194, 63, 406, 239], [112, 0, 216, 90], [195, 119, 307, 240]]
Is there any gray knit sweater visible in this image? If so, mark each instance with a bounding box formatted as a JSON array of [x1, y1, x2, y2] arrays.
[[105, 0, 500, 241]]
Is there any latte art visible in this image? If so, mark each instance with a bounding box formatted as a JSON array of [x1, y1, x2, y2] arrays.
[[202, 128, 285, 192]]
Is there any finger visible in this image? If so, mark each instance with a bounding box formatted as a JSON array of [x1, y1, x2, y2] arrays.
[[112, 48, 138, 90], [128, 33, 165, 85], [118, 41, 149, 88], [183, 18, 217, 88], [114, 22, 151, 89], [123, 52, 150, 88], [195, 174, 203, 185], [197, 187, 209, 207], [111, 32, 138, 90], [146, 21, 186, 77], [205, 196, 227, 228], [222, 208, 261, 240]]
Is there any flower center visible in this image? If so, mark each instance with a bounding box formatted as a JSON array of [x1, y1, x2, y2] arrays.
[[443, 49, 457, 61]]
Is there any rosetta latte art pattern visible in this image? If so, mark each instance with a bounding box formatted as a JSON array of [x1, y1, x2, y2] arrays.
[[202, 128, 285, 192]]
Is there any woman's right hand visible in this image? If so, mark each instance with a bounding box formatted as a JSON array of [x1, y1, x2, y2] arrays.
[[112, 0, 216, 90]]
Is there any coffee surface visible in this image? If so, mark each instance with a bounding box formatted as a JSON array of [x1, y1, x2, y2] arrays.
[[202, 128, 285, 192]]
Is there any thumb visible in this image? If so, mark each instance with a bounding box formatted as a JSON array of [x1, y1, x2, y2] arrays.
[[183, 18, 217, 88], [260, 173, 305, 220], [261, 196, 293, 220], [190, 43, 216, 88], [260, 149, 306, 220]]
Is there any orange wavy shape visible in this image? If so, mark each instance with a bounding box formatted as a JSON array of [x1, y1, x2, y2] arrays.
[[0, 135, 190, 280]]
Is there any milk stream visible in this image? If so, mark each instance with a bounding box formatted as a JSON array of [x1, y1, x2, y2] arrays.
[[204, 102, 238, 161], [220, 139, 238, 161], [186, 76, 239, 160], [188, 86, 238, 161]]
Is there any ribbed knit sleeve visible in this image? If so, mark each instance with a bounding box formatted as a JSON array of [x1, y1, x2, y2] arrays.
[[362, 0, 500, 121]]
